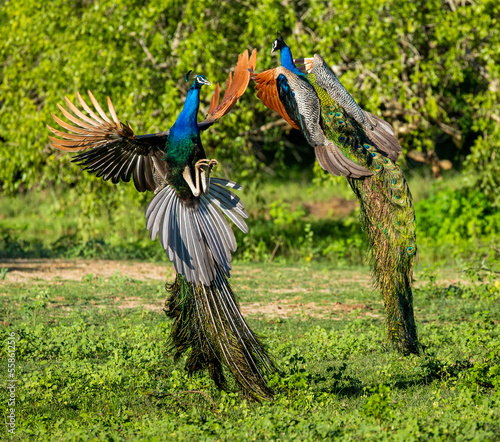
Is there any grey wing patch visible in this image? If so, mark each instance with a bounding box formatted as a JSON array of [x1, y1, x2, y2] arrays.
[[276, 69, 327, 149], [315, 142, 373, 179], [310, 54, 373, 131], [145, 181, 248, 285], [309, 55, 402, 161]]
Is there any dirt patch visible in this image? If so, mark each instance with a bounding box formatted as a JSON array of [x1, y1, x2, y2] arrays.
[[115, 297, 164, 312], [241, 297, 378, 319], [0, 259, 175, 283], [302, 198, 358, 218]]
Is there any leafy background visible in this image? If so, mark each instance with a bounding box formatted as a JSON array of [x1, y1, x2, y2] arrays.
[[1, 1, 500, 439], [1, 0, 499, 261]]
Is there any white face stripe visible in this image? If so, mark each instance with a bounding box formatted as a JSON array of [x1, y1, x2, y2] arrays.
[[195, 75, 210, 86]]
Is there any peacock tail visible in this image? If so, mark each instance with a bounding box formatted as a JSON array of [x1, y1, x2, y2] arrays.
[[348, 174, 418, 354], [307, 73, 419, 354], [166, 266, 276, 400], [145, 177, 278, 396]]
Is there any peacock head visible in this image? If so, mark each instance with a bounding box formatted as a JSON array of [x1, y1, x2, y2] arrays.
[[185, 71, 211, 89], [271, 32, 287, 54]]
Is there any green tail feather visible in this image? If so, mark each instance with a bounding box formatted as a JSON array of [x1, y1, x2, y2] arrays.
[[165, 264, 276, 400], [348, 169, 419, 355], [304, 76, 419, 354]]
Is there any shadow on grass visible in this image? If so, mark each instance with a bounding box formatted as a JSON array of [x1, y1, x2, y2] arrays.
[[310, 357, 473, 399]]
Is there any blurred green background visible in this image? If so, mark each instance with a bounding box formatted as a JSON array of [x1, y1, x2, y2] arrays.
[[1, 0, 499, 267]]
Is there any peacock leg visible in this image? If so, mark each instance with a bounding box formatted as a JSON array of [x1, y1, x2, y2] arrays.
[[183, 160, 209, 197], [201, 159, 218, 193]]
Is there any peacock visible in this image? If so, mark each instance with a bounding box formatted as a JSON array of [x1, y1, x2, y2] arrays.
[[254, 35, 419, 355], [48, 49, 277, 399]]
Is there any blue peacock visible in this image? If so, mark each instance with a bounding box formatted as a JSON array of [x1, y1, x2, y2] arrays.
[[48, 50, 277, 399], [254, 35, 419, 355]]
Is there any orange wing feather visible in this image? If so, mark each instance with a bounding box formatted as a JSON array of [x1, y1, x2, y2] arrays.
[[253, 69, 299, 130], [47, 92, 136, 152], [201, 48, 257, 127]]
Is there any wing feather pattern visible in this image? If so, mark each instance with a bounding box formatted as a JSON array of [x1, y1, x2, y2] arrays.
[[253, 69, 300, 129], [298, 54, 402, 162], [48, 91, 167, 192], [365, 112, 402, 161]]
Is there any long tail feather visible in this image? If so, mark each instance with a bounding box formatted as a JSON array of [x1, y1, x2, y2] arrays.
[[348, 169, 419, 355], [165, 265, 276, 400]]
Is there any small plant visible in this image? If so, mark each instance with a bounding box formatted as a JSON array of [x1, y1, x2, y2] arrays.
[[0, 267, 8, 280], [465, 347, 500, 390], [363, 384, 393, 425]]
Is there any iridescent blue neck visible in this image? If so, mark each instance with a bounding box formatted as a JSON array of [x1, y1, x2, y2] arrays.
[[280, 45, 304, 77], [170, 84, 200, 137]]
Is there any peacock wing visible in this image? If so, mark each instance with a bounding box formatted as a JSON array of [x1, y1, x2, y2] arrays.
[[298, 54, 373, 129], [296, 54, 402, 162], [273, 68, 372, 179], [253, 68, 300, 130], [198, 49, 258, 131], [364, 112, 402, 162], [48, 91, 168, 192]]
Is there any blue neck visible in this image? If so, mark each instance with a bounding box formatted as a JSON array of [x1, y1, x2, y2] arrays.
[[280, 45, 304, 77], [170, 84, 200, 137]]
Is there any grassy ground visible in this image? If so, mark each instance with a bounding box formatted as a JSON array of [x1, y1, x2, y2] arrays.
[[3, 172, 493, 268], [1, 260, 499, 440]]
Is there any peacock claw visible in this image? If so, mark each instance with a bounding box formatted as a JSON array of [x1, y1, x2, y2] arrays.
[[199, 158, 218, 194], [208, 159, 218, 172], [183, 159, 218, 197]]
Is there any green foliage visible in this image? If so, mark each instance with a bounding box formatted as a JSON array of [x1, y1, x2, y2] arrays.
[[466, 346, 500, 391], [363, 384, 393, 424], [1, 173, 499, 266], [1, 0, 499, 207], [1, 262, 500, 439], [464, 123, 500, 207], [415, 183, 500, 260]]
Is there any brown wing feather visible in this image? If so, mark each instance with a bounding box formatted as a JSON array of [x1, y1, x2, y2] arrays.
[[199, 49, 257, 130], [253, 69, 300, 130], [48, 92, 135, 152], [365, 112, 402, 161], [47, 92, 167, 192]]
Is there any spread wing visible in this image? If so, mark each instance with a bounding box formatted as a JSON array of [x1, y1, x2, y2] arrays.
[[253, 68, 300, 130], [48, 91, 167, 192], [256, 66, 371, 179], [198, 49, 258, 131], [296, 54, 402, 162], [48, 49, 258, 192]]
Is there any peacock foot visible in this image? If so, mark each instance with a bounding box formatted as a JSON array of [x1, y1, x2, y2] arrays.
[[183, 159, 218, 197], [199, 158, 218, 193]]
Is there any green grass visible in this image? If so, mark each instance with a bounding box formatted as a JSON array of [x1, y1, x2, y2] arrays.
[[1, 261, 499, 440], [3, 173, 498, 268]]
